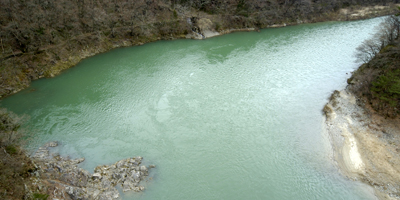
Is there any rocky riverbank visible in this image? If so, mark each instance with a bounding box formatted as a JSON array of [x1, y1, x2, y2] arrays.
[[324, 90, 400, 199], [26, 141, 155, 200]]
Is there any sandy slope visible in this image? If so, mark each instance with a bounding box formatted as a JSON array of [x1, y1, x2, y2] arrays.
[[324, 90, 400, 199]]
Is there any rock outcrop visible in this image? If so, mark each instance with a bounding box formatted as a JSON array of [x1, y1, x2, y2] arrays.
[[28, 141, 155, 200]]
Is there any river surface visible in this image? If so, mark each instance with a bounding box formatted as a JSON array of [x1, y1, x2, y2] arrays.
[[1, 18, 384, 199]]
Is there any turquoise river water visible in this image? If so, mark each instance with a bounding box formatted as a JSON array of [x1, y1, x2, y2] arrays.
[[1, 17, 385, 199]]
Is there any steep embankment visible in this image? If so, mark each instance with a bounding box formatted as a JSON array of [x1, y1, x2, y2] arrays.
[[0, 0, 399, 98], [325, 39, 400, 199]]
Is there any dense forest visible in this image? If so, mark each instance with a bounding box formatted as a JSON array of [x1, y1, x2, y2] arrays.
[[0, 0, 399, 98]]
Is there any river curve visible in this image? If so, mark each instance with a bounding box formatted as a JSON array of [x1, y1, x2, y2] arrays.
[[1, 17, 385, 200]]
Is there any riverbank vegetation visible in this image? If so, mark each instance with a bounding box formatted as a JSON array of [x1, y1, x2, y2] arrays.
[[0, 0, 398, 98], [351, 14, 400, 117], [0, 109, 37, 199]]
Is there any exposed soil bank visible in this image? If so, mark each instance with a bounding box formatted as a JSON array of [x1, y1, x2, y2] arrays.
[[324, 90, 400, 199], [1, 2, 399, 99]]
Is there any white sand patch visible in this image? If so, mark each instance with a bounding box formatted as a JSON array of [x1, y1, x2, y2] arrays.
[[340, 124, 365, 173], [346, 117, 353, 125], [324, 90, 366, 177], [203, 30, 220, 38]]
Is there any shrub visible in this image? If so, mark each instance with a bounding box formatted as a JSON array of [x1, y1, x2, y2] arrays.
[[215, 22, 221, 31], [33, 193, 49, 200], [0, 109, 26, 148], [371, 69, 400, 107], [5, 145, 17, 155]]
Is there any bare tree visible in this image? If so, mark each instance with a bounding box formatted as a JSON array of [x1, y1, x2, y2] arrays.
[[355, 16, 400, 63], [355, 39, 381, 63]]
